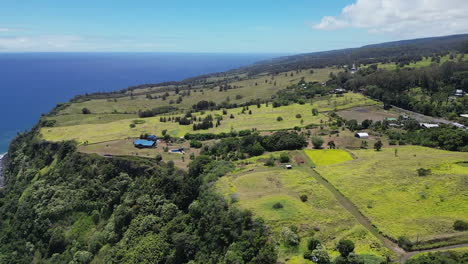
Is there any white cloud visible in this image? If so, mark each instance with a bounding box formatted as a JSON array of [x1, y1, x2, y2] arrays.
[[0, 27, 23, 33], [313, 0, 468, 37]]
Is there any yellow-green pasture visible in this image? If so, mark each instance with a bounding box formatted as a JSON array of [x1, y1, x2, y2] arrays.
[[40, 93, 378, 145], [315, 146, 468, 245], [57, 68, 338, 116], [304, 149, 354, 166], [216, 161, 391, 263]]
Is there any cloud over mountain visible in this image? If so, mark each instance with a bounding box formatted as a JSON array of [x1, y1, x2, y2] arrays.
[[314, 0, 468, 37]]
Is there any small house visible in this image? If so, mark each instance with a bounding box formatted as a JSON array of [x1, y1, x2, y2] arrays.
[[455, 89, 465, 97], [285, 165, 292, 170], [420, 123, 439, 129], [333, 88, 347, 94], [385, 117, 398, 123], [355, 132, 369, 139], [133, 139, 156, 148], [460, 114, 468, 118]]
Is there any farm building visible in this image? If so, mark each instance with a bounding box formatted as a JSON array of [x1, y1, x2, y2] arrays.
[[133, 139, 156, 148], [420, 123, 439, 129], [285, 165, 292, 170], [461, 114, 468, 118], [454, 89, 465, 97], [332, 88, 347, 94], [355, 132, 369, 139], [452, 122, 466, 129]]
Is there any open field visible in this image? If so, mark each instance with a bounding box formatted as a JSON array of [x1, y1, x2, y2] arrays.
[[56, 68, 339, 117], [40, 93, 379, 145], [336, 105, 400, 123], [314, 146, 468, 247], [217, 152, 391, 263], [304, 149, 353, 166]]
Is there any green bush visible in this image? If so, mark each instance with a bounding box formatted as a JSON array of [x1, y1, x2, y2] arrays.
[[279, 152, 290, 163], [453, 220, 468, 231]]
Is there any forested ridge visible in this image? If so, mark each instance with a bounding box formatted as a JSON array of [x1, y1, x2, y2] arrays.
[[0, 128, 276, 263]]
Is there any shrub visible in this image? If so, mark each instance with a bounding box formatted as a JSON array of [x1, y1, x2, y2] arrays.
[[374, 140, 383, 151], [336, 239, 355, 257], [312, 108, 319, 116], [296, 114, 302, 118], [272, 202, 283, 209], [190, 140, 203, 148], [279, 153, 290, 163], [312, 137, 324, 149], [129, 123, 136, 128], [277, 116, 283, 121], [81, 108, 91, 114], [300, 194, 308, 202], [453, 220, 468, 231], [417, 168, 431, 177], [307, 238, 320, 250], [397, 236, 413, 250], [264, 157, 275, 167]]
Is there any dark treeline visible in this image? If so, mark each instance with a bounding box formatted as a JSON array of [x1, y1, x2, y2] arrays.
[[138, 105, 178, 118], [0, 131, 276, 263], [203, 131, 307, 160], [239, 34, 468, 75], [329, 60, 468, 118]]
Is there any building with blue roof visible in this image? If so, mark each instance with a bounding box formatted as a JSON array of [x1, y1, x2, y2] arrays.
[[133, 139, 156, 148]]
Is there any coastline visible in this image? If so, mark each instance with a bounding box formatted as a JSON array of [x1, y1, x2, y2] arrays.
[[0, 152, 5, 188]]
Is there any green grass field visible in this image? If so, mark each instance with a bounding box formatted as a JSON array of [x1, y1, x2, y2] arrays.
[[40, 93, 378, 145], [57, 68, 338, 117], [314, 146, 468, 245], [216, 156, 391, 263], [304, 149, 354, 166]]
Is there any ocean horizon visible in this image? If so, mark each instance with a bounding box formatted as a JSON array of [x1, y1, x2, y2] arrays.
[[0, 52, 280, 152]]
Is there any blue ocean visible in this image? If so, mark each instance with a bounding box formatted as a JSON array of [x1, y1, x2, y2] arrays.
[[0, 53, 277, 153]]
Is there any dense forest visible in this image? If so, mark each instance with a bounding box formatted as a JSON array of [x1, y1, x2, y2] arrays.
[[0, 128, 276, 263]]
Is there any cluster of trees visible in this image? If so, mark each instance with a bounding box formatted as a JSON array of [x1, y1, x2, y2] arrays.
[[387, 125, 468, 151], [331, 60, 468, 118], [138, 105, 178, 118], [0, 131, 276, 263], [184, 130, 252, 141], [204, 131, 307, 160], [272, 81, 330, 107]]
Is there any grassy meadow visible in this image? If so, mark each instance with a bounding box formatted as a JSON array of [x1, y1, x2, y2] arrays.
[[57, 68, 338, 116], [217, 152, 391, 263], [40, 93, 378, 145], [304, 149, 354, 166], [314, 146, 468, 246]]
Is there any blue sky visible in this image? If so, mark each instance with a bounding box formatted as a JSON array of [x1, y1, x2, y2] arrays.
[[1, 0, 467, 53]]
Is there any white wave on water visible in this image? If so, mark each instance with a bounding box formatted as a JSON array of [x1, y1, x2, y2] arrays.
[[0, 152, 5, 187]]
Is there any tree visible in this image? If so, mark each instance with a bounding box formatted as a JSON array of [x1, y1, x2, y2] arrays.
[[374, 140, 383, 151], [277, 116, 283, 121], [279, 152, 290, 163], [312, 108, 319, 116], [453, 220, 468, 231], [307, 238, 320, 251], [81, 108, 91, 114], [336, 239, 355, 257], [327, 141, 336, 149], [312, 137, 324, 149], [304, 245, 330, 264]]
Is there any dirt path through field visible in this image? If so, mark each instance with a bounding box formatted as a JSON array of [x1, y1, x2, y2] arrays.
[[296, 151, 467, 263]]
